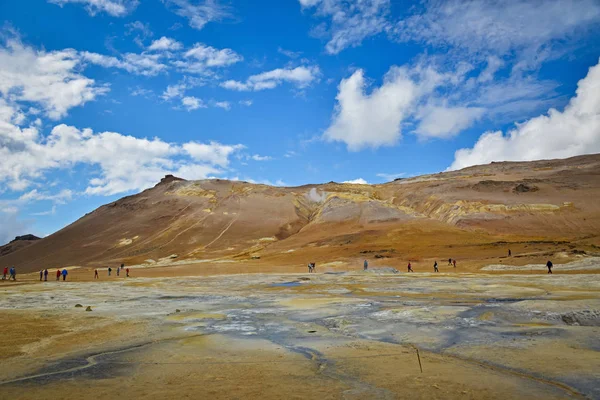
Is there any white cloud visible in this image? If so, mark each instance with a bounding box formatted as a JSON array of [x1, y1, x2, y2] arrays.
[[299, 0, 391, 54], [181, 96, 205, 111], [0, 39, 107, 120], [278, 47, 302, 59], [393, 0, 600, 65], [416, 106, 485, 139], [80, 51, 167, 76], [214, 101, 231, 110], [19, 189, 73, 204], [163, 0, 232, 30], [185, 43, 242, 67], [48, 0, 139, 17], [0, 108, 245, 195], [31, 205, 57, 216], [251, 154, 272, 161], [450, 58, 600, 170], [222, 65, 320, 91], [125, 21, 153, 47], [148, 36, 183, 51], [183, 142, 245, 167], [239, 100, 253, 106], [323, 67, 418, 150], [343, 178, 368, 184]]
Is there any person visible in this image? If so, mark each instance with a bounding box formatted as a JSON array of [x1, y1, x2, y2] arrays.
[[9, 266, 16, 281], [448, 258, 452, 265], [311, 263, 316, 273], [433, 261, 439, 272], [56, 269, 61, 281], [121, 263, 124, 271], [2, 266, 7, 280], [453, 259, 456, 268], [94, 269, 99, 279], [407, 262, 413, 272], [363, 260, 368, 271], [116, 266, 120, 276], [546, 260, 553, 274], [44, 269, 48, 281], [508, 249, 512, 257], [126, 268, 130, 277], [62, 269, 68, 281], [40, 270, 43, 281], [108, 267, 112, 276], [307, 263, 312, 273]]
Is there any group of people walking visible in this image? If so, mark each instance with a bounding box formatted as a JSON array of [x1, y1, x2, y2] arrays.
[[95, 264, 129, 279], [2, 266, 16, 280]]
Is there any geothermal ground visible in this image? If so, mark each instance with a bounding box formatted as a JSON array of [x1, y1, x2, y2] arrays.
[[1, 258, 599, 399]]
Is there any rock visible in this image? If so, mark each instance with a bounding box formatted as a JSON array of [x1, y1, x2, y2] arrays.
[[513, 183, 539, 193], [85, 306, 92, 312], [175, 309, 181, 313], [75, 304, 83, 308]]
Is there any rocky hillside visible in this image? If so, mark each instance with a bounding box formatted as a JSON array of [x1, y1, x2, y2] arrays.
[[2, 155, 599, 272], [0, 235, 41, 258]]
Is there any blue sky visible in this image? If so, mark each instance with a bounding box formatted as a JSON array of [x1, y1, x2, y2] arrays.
[[1, 0, 600, 242]]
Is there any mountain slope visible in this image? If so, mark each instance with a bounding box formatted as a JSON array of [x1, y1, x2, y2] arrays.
[[2, 155, 600, 273]]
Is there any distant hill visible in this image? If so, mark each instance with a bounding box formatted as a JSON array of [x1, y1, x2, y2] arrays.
[[0, 234, 41, 258], [1, 154, 599, 273]]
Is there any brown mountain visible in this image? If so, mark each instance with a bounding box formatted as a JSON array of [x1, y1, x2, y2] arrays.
[[2, 155, 600, 273], [0, 235, 41, 258]]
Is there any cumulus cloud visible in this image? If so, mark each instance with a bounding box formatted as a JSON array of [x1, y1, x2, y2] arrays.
[[323, 67, 418, 150], [222, 65, 320, 91], [80, 51, 167, 76], [125, 21, 153, 47], [162, 0, 232, 30], [183, 142, 245, 167], [299, 0, 391, 54], [0, 38, 107, 120], [416, 106, 485, 139], [175, 43, 243, 74], [450, 58, 600, 170], [213, 101, 231, 110], [181, 96, 205, 111], [250, 154, 272, 161], [148, 36, 183, 51], [48, 0, 139, 17], [343, 178, 368, 184], [0, 105, 245, 195]]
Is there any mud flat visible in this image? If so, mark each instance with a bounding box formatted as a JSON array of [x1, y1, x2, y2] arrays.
[[1, 271, 599, 399]]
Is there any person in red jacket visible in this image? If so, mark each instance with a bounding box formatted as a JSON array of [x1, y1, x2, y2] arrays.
[[56, 269, 61, 281], [2, 266, 8, 280]]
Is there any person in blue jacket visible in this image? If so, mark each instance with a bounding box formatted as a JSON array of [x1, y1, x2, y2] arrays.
[[62, 269, 68, 281]]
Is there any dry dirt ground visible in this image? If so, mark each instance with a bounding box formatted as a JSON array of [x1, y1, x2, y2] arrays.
[[1, 258, 599, 399]]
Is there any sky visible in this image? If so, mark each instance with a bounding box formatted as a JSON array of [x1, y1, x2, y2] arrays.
[[1, 0, 599, 243]]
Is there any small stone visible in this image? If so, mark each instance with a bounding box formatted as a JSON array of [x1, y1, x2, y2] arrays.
[[176, 309, 181, 313], [85, 306, 92, 312], [75, 304, 83, 308]]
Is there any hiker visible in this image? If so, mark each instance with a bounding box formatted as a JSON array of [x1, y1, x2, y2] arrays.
[[9, 266, 16, 281], [56, 269, 61, 281], [311, 263, 316, 273], [126, 268, 130, 277], [453, 259, 456, 268], [108, 267, 112, 276], [62, 269, 68, 281], [508, 249, 512, 257], [40, 270, 43, 281], [307, 263, 312, 273], [546, 260, 553, 274], [2, 266, 7, 280], [407, 262, 413, 272], [364, 260, 368, 271], [94, 269, 99, 279], [448, 258, 452, 265], [44, 269, 48, 281], [116, 267, 120, 277], [433, 261, 439, 272], [121, 263, 124, 271]]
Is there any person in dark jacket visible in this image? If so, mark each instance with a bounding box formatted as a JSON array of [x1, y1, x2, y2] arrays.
[[44, 269, 48, 281], [546, 260, 553, 274]]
